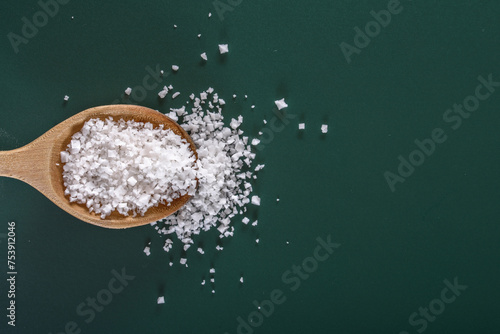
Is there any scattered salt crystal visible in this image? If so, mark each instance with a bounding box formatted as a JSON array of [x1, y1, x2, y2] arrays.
[[124, 87, 132, 95], [254, 164, 265, 171], [158, 86, 169, 99], [218, 44, 229, 54], [233, 94, 237, 99], [251, 105, 255, 109], [180, 258, 187, 265], [252, 220, 258, 226], [169, 262, 173, 266], [242, 217, 250, 224], [172, 65, 179, 72], [210, 278, 215, 283], [298, 123, 305, 130], [143, 245, 151, 256], [274, 98, 288, 110], [276, 197, 280, 202], [201, 52, 208, 61], [219, 98, 226, 106], [208, 12, 212, 17], [251, 196, 261, 206], [197, 247, 205, 254], [251, 138, 260, 146], [256, 238, 260, 243], [63, 95, 69, 101], [321, 124, 328, 133], [173, 24, 177, 29], [240, 276, 244, 283], [212, 290, 215, 294], [172, 92, 180, 99], [198, 34, 201, 38], [201, 280, 205, 285], [210, 268, 215, 274], [157, 296, 165, 304]]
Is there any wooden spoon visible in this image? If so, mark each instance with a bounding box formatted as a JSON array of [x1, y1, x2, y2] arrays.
[[0, 105, 197, 229]]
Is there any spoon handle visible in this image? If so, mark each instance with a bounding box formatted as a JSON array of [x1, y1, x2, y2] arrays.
[[0, 142, 51, 188]]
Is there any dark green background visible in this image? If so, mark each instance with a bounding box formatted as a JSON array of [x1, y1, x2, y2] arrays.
[[1, 0, 499, 333]]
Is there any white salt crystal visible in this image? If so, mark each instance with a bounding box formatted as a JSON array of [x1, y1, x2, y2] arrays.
[[298, 123, 305, 130], [321, 124, 328, 133], [172, 65, 179, 71], [197, 34, 201, 38], [210, 268, 215, 274], [180, 258, 187, 265], [210, 278, 215, 283], [218, 44, 229, 54], [124, 87, 132, 95], [208, 12, 212, 17], [274, 98, 288, 110], [127, 176, 138, 186], [197, 247, 204, 254], [240, 277, 244, 283], [201, 280, 205, 285], [157, 296, 165, 304], [251, 138, 260, 146], [143, 246, 151, 256], [158, 86, 169, 99], [64, 95, 69, 101], [242, 217, 250, 224], [251, 196, 261, 206], [256, 238, 260, 243], [172, 92, 180, 99], [254, 164, 265, 171], [201, 52, 208, 61], [252, 220, 258, 226]]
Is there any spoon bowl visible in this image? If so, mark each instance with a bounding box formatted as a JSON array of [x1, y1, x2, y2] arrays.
[[0, 105, 197, 229]]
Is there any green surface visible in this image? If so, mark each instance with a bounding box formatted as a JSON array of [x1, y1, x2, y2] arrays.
[[1, 0, 500, 333]]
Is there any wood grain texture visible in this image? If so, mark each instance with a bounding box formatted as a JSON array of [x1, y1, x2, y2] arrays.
[[0, 105, 197, 229]]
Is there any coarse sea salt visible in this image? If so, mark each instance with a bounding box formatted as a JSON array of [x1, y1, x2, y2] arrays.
[[275, 98, 288, 110], [154, 88, 259, 251], [321, 124, 328, 133], [218, 44, 229, 54], [61, 118, 197, 219]]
